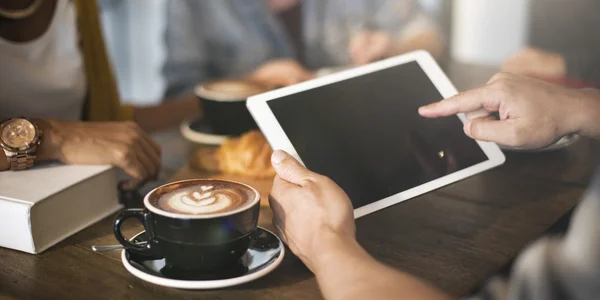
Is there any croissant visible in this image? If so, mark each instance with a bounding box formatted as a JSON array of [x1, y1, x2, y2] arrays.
[[190, 130, 276, 179]]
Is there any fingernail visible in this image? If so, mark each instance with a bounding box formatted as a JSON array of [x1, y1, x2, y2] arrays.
[[272, 150, 288, 165]]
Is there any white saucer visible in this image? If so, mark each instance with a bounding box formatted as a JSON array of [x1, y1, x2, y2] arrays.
[[499, 134, 581, 153], [121, 227, 285, 290], [180, 118, 228, 146]]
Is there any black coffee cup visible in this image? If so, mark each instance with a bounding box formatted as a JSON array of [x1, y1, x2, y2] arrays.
[[113, 179, 260, 272], [196, 80, 269, 136]]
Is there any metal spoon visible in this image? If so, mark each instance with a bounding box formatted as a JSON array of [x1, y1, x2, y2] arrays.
[[91, 241, 147, 252]]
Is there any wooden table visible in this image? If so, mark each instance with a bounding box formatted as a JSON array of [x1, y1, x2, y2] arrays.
[[2, 63, 599, 300]]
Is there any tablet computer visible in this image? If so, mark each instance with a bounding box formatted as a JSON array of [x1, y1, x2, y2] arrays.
[[247, 51, 505, 218]]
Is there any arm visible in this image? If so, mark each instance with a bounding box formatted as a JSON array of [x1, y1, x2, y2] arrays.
[[0, 119, 65, 171], [269, 151, 451, 300], [313, 235, 451, 300], [0, 119, 160, 190], [133, 94, 200, 133]]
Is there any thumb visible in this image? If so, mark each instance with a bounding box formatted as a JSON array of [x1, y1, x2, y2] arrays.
[[271, 150, 315, 186], [465, 118, 516, 146]]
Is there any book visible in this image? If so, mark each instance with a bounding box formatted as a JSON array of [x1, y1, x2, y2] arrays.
[[0, 164, 122, 254]]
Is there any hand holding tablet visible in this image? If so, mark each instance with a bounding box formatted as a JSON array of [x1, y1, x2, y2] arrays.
[[270, 149, 356, 272], [248, 51, 505, 218]]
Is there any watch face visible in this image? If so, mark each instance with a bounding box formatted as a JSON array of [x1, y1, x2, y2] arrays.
[[1, 119, 37, 149]]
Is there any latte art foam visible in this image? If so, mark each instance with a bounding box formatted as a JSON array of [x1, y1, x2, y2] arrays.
[[155, 183, 253, 216], [196, 80, 268, 102]]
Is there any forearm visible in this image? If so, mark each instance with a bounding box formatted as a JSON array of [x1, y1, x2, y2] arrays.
[[134, 95, 200, 133], [313, 236, 452, 300], [575, 89, 600, 139]]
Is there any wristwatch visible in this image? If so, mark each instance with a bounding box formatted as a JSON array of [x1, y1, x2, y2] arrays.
[[0, 118, 42, 170]]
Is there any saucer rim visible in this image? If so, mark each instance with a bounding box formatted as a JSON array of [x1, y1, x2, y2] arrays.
[[120, 227, 285, 290], [180, 118, 228, 146]]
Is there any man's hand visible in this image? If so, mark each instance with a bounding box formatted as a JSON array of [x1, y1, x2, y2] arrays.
[[248, 59, 314, 88], [269, 150, 452, 300], [269, 150, 355, 272], [419, 73, 600, 150], [349, 30, 398, 66], [36, 120, 161, 190], [502, 47, 567, 79]]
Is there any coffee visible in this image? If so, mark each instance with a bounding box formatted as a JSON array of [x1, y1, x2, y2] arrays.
[[114, 179, 261, 271], [196, 79, 270, 136], [154, 182, 254, 216], [199, 81, 267, 102]]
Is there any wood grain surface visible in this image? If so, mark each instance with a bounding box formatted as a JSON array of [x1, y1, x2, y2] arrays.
[[1, 63, 598, 299]]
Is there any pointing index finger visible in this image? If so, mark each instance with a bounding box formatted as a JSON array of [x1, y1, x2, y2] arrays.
[[418, 87, 499, 118]]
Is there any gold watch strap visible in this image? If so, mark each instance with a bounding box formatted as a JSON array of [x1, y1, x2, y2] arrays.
[[8, 151, 36, 171]]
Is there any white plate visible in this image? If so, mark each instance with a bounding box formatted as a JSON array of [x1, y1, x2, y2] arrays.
[[121, 227, 285, 290], [180, 118, 228, 146]]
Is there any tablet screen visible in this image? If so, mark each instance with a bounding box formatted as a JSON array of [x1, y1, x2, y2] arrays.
[[267, 61, 488, 209]]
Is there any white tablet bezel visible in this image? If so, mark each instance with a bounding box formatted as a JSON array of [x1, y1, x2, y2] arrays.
[[247, 50, 506, 219]]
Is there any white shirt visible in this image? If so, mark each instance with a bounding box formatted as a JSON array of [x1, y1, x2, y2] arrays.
[[0, 0, 87, 121]]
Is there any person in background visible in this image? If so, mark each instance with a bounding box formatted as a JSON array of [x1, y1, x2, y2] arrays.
[[0, 0, 196, 188], [163, 0, 444, 98], [268, 73, 600, 300], [501, 0, 600, 85]]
